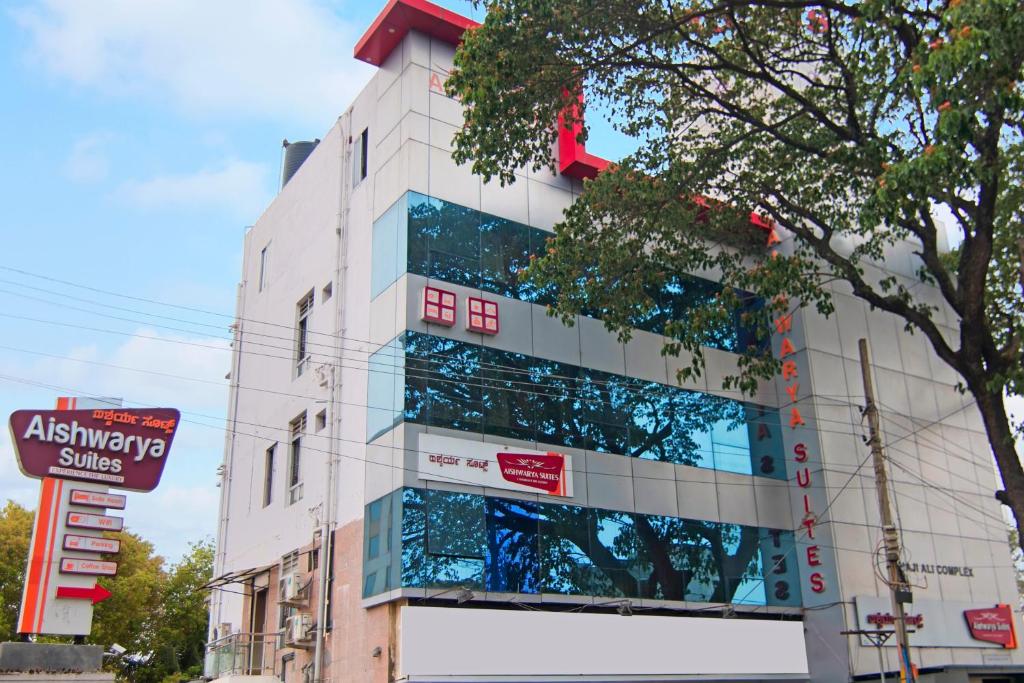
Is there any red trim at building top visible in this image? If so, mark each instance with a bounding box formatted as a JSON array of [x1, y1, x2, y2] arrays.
[[558, 90, 611, 180], [354, 0, 479, 65], [353, 0, 770, 232]]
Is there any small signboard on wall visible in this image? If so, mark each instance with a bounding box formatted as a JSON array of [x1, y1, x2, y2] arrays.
[[418, 433, 574, 497]]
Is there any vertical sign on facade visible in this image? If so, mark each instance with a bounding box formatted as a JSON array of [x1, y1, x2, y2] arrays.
[[763, 227, 839, 606]]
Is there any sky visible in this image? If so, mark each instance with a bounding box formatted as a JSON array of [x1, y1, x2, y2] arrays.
[[0, 0, 1018, 564]]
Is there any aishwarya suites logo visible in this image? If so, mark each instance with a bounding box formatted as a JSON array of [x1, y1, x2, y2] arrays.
[[496, 452, 567, 495], [964, 605, 1018, 648], [8, 408, 180, 492]]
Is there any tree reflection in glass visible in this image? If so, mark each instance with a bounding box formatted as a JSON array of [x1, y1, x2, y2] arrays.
[[386, 488, 789, 606], [401, 332, 782, 478]]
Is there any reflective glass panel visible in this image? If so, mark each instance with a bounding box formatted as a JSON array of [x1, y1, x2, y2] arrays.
[[363, 489, 802, 607], [370, 194, 409, 299], [396, 332, 785, 480], [485, 497, 540, 593], [398, 192, 760, 352], [366, 337, 405, 442]]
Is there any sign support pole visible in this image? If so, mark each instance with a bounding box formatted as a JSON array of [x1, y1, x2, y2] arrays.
[[859, 339, 917, 682]]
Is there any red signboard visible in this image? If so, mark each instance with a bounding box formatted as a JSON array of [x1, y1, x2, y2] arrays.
[[67, 512, 124, 532], [496, 452, 568, 495], [466, 297, 499, 334], [422, 286, 457, 326], [63, 534, 120, 554], [60, 558, 117, 576], [964, 605, 1018, 648], [70, 489, 126, 510], [8, 408, 179, 492]]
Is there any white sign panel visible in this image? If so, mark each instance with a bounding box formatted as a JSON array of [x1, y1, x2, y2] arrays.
[[63, 534, 121, 554], [60, 558, 118, 576], [66, 511, 124, 532], [854, 595, 1016, 648], [400, 606, 808, 678], [70, 489, 126, 509], [418, 434, 574, 497]]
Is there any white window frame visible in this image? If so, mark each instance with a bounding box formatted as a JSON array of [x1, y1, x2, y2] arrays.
[[287, 413, 306, 505], [295, 290, 314, 377]]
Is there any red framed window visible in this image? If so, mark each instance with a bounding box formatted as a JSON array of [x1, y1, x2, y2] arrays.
[[466, 297, 499, 334], [422, 286, 456, 326]]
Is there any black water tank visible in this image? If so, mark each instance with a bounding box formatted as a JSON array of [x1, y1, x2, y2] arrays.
[[281, 139, 320, 188]]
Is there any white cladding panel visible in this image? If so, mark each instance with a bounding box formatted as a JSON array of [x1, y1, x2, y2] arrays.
[[400, 606, 809, 678]]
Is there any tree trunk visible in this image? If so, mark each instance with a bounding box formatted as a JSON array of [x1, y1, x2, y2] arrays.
[[973, 386, 1024, 553]]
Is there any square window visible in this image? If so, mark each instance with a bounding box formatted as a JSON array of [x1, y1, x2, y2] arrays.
[[466, 296, 499, 335], [421, 286, 456, 326]]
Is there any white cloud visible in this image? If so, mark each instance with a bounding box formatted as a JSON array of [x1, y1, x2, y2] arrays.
[[64, 132, 114, 183], [116, 160, 272, 217], [13, 0, 374, 127]]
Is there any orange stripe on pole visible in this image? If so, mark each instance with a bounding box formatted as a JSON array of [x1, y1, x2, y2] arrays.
[[35, 479, 63, 632], [18, 478, 55, 633], [56, 397, 70, 410]]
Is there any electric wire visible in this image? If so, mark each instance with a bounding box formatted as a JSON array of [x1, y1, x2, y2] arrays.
[[1, 266, 1016, 611], [5, 370, 1011, 612]]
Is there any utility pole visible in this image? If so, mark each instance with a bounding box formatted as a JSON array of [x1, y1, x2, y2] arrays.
[[858, 338, 917, 683]]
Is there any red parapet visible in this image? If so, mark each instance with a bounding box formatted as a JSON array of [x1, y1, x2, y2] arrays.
[[354, 0, 479, 65], [354, 0, 771, 234], [557, 90, 611, 180]]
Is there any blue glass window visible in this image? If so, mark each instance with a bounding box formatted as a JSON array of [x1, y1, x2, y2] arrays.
[[379, 331, 785, 479], [370, 192, 761, 353], [366, 337, 405, 442], [400, 488, 485, 590], [485, 498, 540, 593], [362, 491, 401, 597], [370, 194, 409, 299], [364, 488, 800, 607]]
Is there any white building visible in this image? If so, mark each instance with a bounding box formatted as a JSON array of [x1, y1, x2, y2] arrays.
[[205, 1, 1024, 681]]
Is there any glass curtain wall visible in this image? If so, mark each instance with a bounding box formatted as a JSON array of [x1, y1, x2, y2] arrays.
[[367, 332, 786, 479], [362, 488, 800, 608], [371, 192, 761, 353]]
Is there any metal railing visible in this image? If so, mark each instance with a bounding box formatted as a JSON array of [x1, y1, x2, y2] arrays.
[[204, 632, 279, 679]]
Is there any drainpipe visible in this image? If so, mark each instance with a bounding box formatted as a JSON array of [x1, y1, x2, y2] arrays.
[[313, 109, 352, 683], [212, 271, 247, 638]]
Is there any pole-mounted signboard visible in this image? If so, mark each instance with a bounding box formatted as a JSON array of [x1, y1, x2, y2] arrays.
[[11, 397, 179, 638]]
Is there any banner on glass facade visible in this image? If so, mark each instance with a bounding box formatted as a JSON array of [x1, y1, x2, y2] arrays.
[[418, 434, 574, 497]]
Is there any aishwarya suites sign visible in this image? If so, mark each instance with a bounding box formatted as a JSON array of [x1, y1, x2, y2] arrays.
[[965, 605, 1017, 648], [495, 452, 567, 494], [419, 434, 574, 497], [8, 408, 179, 492]]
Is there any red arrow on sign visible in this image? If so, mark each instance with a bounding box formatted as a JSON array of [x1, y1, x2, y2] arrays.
[[56, 583, 112, 605]]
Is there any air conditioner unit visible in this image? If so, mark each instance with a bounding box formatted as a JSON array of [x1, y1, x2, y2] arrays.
[[284, 613, 313, 647], [279, 571, 307, 605]]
